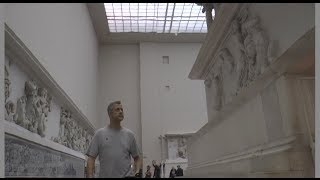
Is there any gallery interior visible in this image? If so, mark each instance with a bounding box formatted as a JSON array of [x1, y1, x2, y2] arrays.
[[0, 3, 315, 178]]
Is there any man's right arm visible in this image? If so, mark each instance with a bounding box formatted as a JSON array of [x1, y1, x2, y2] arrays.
[[86, 155, 96, 178], [85, 131, 99, 178]]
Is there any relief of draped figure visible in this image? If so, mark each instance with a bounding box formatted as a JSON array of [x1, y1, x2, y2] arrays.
[[205, 58, 223, 111], [219, 48, 238, 104], [24, 80, 51, 137], [240, 7, 270, 78]]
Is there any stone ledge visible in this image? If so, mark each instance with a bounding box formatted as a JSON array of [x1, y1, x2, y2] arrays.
[[183, 170, 312, 178], [186, 151, 313, 178], [187, 135, 296, 170], [165, 158, 188, 164]]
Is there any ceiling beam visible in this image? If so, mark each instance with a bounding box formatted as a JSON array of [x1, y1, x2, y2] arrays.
[[102, 32, 206, 44]]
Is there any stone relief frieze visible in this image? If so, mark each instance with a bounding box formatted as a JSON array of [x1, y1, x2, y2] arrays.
[[52, 107, 92, 154], [205, 6, 273, 110], [5, 134, 85, 178], [4, 59, 93, 154], [167, 136, 188, 160]]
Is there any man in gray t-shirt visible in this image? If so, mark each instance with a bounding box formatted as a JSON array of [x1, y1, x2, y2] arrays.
[[86, 101, 142, 178]]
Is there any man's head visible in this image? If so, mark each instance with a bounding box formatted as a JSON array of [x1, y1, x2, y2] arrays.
[[152, 160, 156, 166], [177, 165, 180, 169], [107, 101, 124, 122]]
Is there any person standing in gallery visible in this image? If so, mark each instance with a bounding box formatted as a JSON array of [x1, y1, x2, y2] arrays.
[[169, 166, 176, 178], [152, 160, 161, 178], [86, 101, 142, 178], [144, 165, 152, 178], [176, 165, 183, 177]]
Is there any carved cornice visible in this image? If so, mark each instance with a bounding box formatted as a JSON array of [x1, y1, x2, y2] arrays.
[[164, 132, 195, 139], [4, 24, 96, 135]]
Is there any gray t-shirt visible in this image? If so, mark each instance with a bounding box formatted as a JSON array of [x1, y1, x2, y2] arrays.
[[86, 126, 141, 178]]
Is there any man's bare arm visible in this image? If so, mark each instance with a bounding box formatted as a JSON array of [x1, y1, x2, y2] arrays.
[[133, 156, 142, 176], [87, 155, 96, 178]]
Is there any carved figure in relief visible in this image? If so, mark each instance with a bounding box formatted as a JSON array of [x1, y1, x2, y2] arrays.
[[5, 65, 10, 103], [240, 8, 270, 77], [228, 20, 248, 89], [36, 87, 51, 137], [16, 96, 29, 129], [53, 108, 67, 144], [73, 125, 80, 151], [210, 59, 223, 110], [63, 113, 72, 148], [248, 17, 269, 75], [70, 121, 77, 150], [244, 33, 257, 82], [84, 130, 89, 151], [5, 100, 17, 123], [24, 80, 39, 133], [59, 108, 68, 142], [86, 133, 92, 151], [177, 138, 187, 159], [219, 48, 238, 104], [80, 129, 87, 153]]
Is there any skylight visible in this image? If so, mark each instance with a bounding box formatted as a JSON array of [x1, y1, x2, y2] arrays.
[[104, 3, 214, 34]]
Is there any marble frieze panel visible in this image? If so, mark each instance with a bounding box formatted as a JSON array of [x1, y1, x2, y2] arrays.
[[203, 4, 277, 111], [5, 134, 85, 178]]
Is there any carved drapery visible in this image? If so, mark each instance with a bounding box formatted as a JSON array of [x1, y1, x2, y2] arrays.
[[204, 6, 273, 110]]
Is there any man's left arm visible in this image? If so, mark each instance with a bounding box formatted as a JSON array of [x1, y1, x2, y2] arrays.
[[130, 134, 142, 176], [133, 155, 142, 176]]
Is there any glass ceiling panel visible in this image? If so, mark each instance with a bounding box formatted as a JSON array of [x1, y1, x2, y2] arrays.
[[104, 3, 214, 33]]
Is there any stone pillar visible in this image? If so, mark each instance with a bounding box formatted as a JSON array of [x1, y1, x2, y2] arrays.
[[0, 3, 5, 178]]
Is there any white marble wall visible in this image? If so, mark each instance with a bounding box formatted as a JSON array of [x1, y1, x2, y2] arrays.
[[187, 76, 314, 177]]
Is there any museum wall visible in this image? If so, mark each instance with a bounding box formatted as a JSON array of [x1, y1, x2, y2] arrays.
[[5, 3, 99, 127], [139, 42, 208, 173]]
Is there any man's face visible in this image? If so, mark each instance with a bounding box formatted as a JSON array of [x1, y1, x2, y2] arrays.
[[110, 103, 124, 121]]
